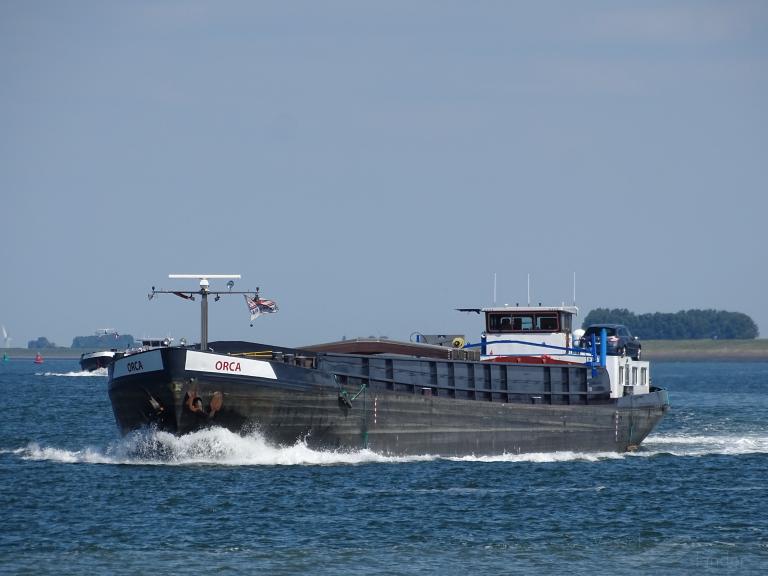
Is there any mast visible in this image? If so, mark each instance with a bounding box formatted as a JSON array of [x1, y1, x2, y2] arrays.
[[166, 274, 242, 350]]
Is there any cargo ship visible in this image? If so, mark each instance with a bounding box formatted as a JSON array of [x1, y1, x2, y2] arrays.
[[108, 275, 669, 456]]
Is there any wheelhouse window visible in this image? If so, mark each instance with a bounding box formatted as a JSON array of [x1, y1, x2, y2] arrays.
[[536, 315, 558, 331], [487, 312, 563, 333]]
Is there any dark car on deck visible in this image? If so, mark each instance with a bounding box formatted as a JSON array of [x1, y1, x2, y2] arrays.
[[579, 324, 642, 360]]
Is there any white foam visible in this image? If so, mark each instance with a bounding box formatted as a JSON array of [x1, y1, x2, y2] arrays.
[[10, 429, 768, 467], [446, 451, 626, 463], [114, 427, 429, 466], [36, 368, 107, 377], [14, 428, 432, 467], [638, 434, 768, 457], [16, 443, 115, 464], [9, 428, 628, 466]]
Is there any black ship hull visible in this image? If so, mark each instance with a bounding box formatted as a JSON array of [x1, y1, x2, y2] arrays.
[[108, 342, 669, 456]]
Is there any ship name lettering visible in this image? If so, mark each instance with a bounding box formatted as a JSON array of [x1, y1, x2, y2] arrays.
[[215, 360, 241, 372], [126, 360, 144, 372]]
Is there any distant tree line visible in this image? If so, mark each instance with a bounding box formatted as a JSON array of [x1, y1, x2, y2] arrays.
[[582, 308, 759, 340], [28, 337, 56, 349], [71, 334, 135, 349]]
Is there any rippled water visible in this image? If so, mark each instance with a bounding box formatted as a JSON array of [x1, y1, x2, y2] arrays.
[[1, 359, 766, 574]]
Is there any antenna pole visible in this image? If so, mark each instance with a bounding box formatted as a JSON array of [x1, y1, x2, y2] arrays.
[[493, 272, 497, 306], [573, 271, 576, 305], [200, 279, 209, 350], [527, 273, 530, 306], [168, 274, 241, 350]]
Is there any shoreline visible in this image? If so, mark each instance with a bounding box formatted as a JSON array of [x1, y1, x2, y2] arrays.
[[4, 339, 768, 362], [2, 348, 92, 360], [641, 340, 768, 361]]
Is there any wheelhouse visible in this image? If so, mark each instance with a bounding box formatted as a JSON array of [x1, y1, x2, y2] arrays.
[[486, 309, 574, 334], [480, 305, 580, 362]]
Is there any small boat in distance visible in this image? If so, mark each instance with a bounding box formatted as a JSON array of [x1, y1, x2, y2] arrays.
[[79, 349, 121, 372], [33, 352, 43, 364], [79, 338, 175, 372]]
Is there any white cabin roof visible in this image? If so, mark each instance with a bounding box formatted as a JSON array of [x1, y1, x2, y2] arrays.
[[481, 305, 579, 315]]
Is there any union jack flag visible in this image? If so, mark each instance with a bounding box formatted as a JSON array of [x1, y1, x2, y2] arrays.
[[245, 294, 278, 322]]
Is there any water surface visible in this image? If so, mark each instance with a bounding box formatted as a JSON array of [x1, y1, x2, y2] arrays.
[[1, 360, 766, 574]]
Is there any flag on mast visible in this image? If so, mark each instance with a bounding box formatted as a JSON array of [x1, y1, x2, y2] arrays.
[[245, 294, 278, 322]]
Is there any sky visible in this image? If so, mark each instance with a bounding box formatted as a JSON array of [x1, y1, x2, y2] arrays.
[[1, 0, 766, 348]]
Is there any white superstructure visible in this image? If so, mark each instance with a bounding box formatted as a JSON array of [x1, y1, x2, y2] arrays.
[[479, 304, 651, 398], [481, 305, 583, 360]]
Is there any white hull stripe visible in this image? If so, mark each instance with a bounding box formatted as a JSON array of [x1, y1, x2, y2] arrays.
[[113, 350, 164, 378], [185, 350, 277, 380]]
